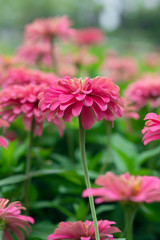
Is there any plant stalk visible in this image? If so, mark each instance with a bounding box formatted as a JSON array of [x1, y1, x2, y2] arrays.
[[78, 117, 100, 240], [24, 117, 35, 208], [123, 203, 138, 240]]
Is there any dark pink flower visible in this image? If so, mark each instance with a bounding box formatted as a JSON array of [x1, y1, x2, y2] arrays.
[[25, 16, 74, 43], [48, 220, 120, 240], [101, 55, 138, 82], [142, 112, 160, 145], [0, 198, 34, 240], [0, 119, 9, 149], [83, 172, 160, 203], [0, 69, 64, 136], [73, 28, 105, 45], [1, 67, 58, 88], [39, 76, 124, 129], [124, 74, 160, 110]]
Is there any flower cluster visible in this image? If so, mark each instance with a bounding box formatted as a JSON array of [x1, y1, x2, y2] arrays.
[[48, 220, 120, 240], [125, 74, 160, 110], [39, 76, 124, 129], [83, 172, 160, 203], [0, 198, 34, 240]]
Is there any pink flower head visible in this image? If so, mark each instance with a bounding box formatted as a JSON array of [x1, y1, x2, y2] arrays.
[[16, 42, 52, 66], [39, 76, 124, 129], [0, 69, 64, 136], [25, 16, 74, 43], [73, 28, 105, 46], [142, 112, 160, 145], [145, 52, 160, 68], [48, 220, 120, 240], [124, 74, 160, 110], [1, 67, 58, 88], [0, 198, 34, 240], [83, 172, 160, 204], [0, 119, 9, 149], [101, 55, 138, 82]]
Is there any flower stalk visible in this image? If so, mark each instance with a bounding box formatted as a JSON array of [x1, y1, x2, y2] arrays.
[[78, 116, 100, 240], [123, 203, 138, 240], [24, 117, 35, 208]]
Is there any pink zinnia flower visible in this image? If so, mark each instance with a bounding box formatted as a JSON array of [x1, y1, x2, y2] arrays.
[[0, 69, 64, 136], [124, 74, 160, 110], [16, 42, 52, 66], [39, 76, 124, 129], [25, 16, 74, 43], [145, 52, 160, 68], [83, 172, 160, 203], [0, 198, 34, 240], [48, 220, 120, 240], [101, 55, 138, 82], [0, 119, 9, 149], [1, 67, 58, 88], [73, 28, 105, 45], [142, 112, 160, 145]]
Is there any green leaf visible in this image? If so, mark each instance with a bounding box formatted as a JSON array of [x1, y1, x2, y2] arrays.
[[136, 146, 160, 165]]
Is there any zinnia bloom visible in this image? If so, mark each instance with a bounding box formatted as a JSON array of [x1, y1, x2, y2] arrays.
[[101, 55, 138, 83], [1, 67, 58, 88], [0, 69, 64, 136], [73, 28, 105, 45], [16, 42, 52, 67], [142, 112, 160, 145], [39, 76, 124, 129], [0, 198, 34, 240], [0, 119, 9, 149], [25, 16, 74, 43], [83, 172, 160, 203], [48, 220, 120, 240], [124, 74, 160, 110]]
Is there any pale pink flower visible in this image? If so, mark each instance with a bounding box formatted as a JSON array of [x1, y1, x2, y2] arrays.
[[73, 28, 105, 45], [71, 47, 97, 67], [0, 198, 34, 240], [101, 55, 138, 82], [124, 74, 160, 110], [39, 76, 124, 129], [0, 119, 9, 149], [142, 112, 160, 145], [48, 220, 120, 240], [25, 16, 74, 43], [122, 101, 139, 120], [16, 42, 52, 66], [83, 172, 160, 203], [1, 67, 58, 88], [145, 52, 160, 68]]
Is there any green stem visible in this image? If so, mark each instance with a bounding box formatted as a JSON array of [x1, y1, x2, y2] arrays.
[[0, 230, 3, 239], [101, 121, 111, 173], [24, 117, 35, 208], [123, 203, 138, 240], [78, 117, 100, 240], [51, 37, 58, 74]]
